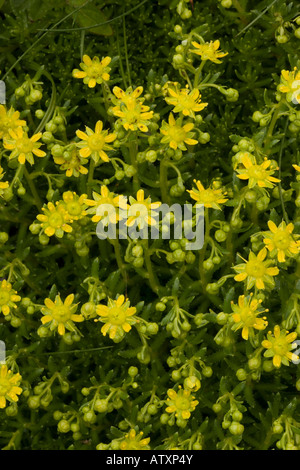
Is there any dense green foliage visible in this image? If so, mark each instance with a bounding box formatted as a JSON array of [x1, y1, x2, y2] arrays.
[[0, 0, 300, 450]]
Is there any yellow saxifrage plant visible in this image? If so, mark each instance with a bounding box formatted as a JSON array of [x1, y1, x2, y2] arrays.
[[2, 0, 300, 451]]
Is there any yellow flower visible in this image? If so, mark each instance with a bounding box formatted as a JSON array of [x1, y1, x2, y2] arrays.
[[0, 105, 26, 140], [231, 294, 268, 340], [165, 86, 208, 118], [262, 220, 300, 263], [36, 201, 73, 238], [76, 120, 116, 163], [190, 39, 228, 63], [112, 85, 144, 107], [262, 325, 298, 368], [165, 386, 199, 420], [3, 127, 46, 165], [0, 279, 21, 316], [236, 154, 280, 188], [126, 189, 161, 229], [112, 86, 153, 132], [61, 191, 87, 221], [41, 294, 83, 336], [278, 67, 300, 104], [95, 295, 137, 341], [187, 179, 228, 210], [293, 163, 300, 172], [160, 113, 198, 150], [85, 185, 128, 224], [72, 54, 111, 88], [0, 364, 22, 408], [53, 146, 88, 177], [119, 429, 150, 450], [0, 166, 9, 195], [233, 247, 279, 290]]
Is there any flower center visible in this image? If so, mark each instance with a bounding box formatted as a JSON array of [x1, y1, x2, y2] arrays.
[[168, 125, 186, 143], [66, 202, 82, 216], [246, 260, 266, 278], [48, 212, 64, 228], [178, 95, 195, 109], [123, 107, 141, 124], [248, 166, 266, 181], [200, 189, 217, 203], [52, 306, 71, 323], [88, 134, 105, 151], [239, 307, 256, 326], [17, 137, 33, 154], [175, 397, 190, 410], [273, 231, 290, 250], [87, 63, 104, 78], [273, 338, 288, 356], [107, 307, 127, 325]]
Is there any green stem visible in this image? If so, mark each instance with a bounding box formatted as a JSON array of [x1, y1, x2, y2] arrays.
[[264, 105, 281, 153], [87, 159, 95, 197], [198, 208, 210, 290], [24, 167, 43, 210], [143, 239, 160, 294], [122, 13, 131, 87], [128, 139, 139, 191], [116, 28, 128, 89], [112, 238, 127, 285], [194, 61, 206, 88], [232, 0, 248, 24], [159, 157, 170, 204], [179, 68, 193, 90]]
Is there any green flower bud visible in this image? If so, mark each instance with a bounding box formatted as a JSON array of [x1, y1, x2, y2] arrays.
[[146, 150, 157, 163], [232, 410, 243, 422], [215, 229, 227, 242], [128, 366, 138, 377], [236, 368, 247, 381], [206, 282, 219, 295], [45, 121, 57, 133], [83, 410, 97, 423], [226, 88, 239, 102], [147, 322, 159, 335], [132, 257, 144, 268], [174, 24, 182, 34], [53, 410, 63, 421], [156, 301, 166, 312], [252, 111, 264, 122], [42, 131, 54, 143], [229, 422, 244, 435], [160, 413, 169, 424], [15, 86, 25, 98], [37, 326, 50, 338], [173, 54, 184, 65], [203, 259, 214, 271], [202, 366, 213, 377], [94, 399, 108, 413], [58, 419, 70, 433], [28, 396, 40, 409], [171, 369, 181, 381], [212, 403, 222, 413]]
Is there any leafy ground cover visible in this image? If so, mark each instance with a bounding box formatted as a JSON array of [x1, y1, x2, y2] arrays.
[[0, 0, 300, 450]]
